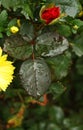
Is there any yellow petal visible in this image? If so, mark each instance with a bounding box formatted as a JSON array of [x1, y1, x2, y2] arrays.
[[0, 47, 2, 56], [0, 47, 15, 91], [10, 26, 19, 34]]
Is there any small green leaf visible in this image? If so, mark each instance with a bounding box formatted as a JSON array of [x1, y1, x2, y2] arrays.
[[6, 30, 12, 36], [0, 10, 8, 26], [8, 18, 17, 27], [56, 24, 72, 37], [71, 31, 83, 56], [72, 19, 83, 27], [20, 22, 34, 42], [21, 4, 33, 19], [48, 82, 66, 99], [0, 0, 11, 9]]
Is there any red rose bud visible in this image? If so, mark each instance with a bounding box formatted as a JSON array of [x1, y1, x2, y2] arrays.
[[40, 5, 60, 25]]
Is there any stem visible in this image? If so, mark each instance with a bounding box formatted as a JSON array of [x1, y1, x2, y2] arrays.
[[17, 91, 24, 103]]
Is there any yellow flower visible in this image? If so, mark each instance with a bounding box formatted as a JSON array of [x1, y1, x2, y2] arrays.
[[73, 25, 79, 30], [17, 19, 21, 27], [0, 47, 15, 91], [78, 11, 83, 17], [10, 26, 19, 34]]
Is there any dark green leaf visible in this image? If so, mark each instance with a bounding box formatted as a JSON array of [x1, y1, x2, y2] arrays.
[[49, 106, 64, 124], [20, 22, 34, 42], [76, 57, 83, 75], [19, 58, 51, 98], [1, 0, 12, 9], [1, 0, 25, 10], [56, 24, 72, 37], [48, 82, 66, 99], [72, 19, 83, 27], [46, 52, 71, 80], [69, 125, 83, 130], [36, 32, 69, 57], [21, 4, 33, 19], [4, 34, 32, 60], [71, 31, 83, 56], [0, 10, 8, 26], [8, 18, 17, 27], [63, 114, 83, 129]]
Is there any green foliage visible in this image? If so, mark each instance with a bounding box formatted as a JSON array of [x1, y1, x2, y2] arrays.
[[0, 0, 83, 130], [0, 10, 8, 25], [76, 57, 83, 75], [46, 51, 71, 79], [48, 82, 66, 99], [56, 24, 72, 37], [20, 22, 34, 42], [0, 10, 8, 37], [71, 29, 83, 56], [21, 4, 33, 19]]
